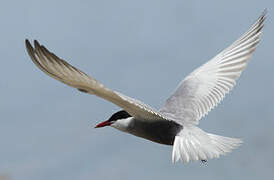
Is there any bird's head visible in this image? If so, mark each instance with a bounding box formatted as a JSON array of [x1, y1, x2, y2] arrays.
[[95, 110, 132, 131]]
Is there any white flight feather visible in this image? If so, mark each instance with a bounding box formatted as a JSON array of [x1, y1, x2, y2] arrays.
[[170, 11, 265, 163], [25, 10, 265, 164], [25, 40, 166, 121], [160, 11, 265, 126]]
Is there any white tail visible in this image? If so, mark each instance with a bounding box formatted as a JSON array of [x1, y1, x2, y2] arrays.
[[172, 126, 242, 163]]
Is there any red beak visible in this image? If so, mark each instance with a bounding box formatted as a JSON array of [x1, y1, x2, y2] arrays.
[[95, 121, 112, 128]]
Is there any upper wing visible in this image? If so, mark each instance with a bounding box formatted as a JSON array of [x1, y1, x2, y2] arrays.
[[25, 40, 166, 121], [160, 11, 266, 126]]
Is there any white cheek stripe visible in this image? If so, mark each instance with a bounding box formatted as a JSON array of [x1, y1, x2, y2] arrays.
[[111, 117, 134, 132]]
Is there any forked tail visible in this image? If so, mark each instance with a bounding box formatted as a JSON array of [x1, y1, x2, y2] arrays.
[[172, 126, 242, 163]]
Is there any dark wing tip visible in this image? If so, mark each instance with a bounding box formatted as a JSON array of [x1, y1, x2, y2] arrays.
[[25, 39, 30, 45], [259, 9, 267, 24], [25, 39, 36, 60], [25, 39, 32, 51], [34, 39, 40, 49]]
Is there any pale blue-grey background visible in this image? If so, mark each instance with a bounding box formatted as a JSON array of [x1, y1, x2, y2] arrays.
[[0, 0, 273, 180]]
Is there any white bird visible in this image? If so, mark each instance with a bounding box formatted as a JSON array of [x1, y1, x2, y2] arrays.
[[25, 11, 265, 163]]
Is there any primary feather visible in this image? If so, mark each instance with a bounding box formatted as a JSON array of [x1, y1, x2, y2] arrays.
[[25, 40, 166, 121], [168, 11, 265, 163], [25, 10, 265, 163], [160, 11, 265, 126]]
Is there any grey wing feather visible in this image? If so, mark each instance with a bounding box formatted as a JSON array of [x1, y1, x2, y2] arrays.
[[160, 11, 266, 125], [25, 40, 166, 121]]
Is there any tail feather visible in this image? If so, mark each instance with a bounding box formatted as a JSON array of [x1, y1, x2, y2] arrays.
[[172, 126, 242, 163]]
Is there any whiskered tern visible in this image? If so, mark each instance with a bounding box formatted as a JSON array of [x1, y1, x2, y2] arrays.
[[25, 11, 265, 163]]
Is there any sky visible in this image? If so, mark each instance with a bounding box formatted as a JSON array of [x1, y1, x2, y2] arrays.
[[0, 0, 274, 180]]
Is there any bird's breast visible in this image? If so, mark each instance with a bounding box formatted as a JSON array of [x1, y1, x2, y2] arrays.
[[126, 119, 183, 145]]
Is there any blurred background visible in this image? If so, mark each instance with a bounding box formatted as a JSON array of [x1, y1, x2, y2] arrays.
[[0, 0, 273, 180]]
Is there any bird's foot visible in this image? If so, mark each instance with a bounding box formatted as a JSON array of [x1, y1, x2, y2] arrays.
[[201, 159, 207, 164]]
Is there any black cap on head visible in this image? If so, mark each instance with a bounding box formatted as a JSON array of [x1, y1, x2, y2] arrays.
[[95, 110, 131, 128], [108, 110, 131, 122]]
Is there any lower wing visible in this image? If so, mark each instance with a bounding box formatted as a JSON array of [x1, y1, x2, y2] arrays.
[[160, 11, 265, 126], [25, 40, 166, 121]]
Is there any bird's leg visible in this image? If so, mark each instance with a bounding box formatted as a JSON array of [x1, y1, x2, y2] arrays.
[[201, 159, 207, 164]]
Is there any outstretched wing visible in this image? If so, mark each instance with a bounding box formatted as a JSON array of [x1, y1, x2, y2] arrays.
[[160, 11, 266, 126], [26, 40, 166, 121]]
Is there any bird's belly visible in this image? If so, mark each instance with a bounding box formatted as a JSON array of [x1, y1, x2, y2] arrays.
[[127, 119, 183, 145]]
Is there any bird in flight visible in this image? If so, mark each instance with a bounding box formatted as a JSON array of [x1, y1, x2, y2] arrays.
[[25, 11, 265, 163]]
